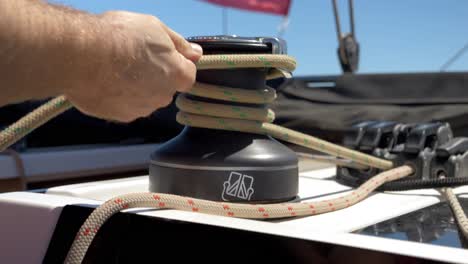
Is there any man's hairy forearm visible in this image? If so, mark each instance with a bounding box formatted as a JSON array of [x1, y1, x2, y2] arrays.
[[0, 0, 113, 106], [0, 1, 202, 122]]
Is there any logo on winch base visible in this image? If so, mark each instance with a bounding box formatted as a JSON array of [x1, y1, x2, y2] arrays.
[[221, 172, 255, 201]]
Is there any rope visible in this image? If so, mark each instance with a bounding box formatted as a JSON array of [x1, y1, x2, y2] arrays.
[[0, 96, 72, 152], [179, 55, 392, 170], [195, 54, 296, 71], [64, 165, 413, 263], [337, 170, 468, 191], [295, 152, 368, 170], [442, 188, 468, 238]]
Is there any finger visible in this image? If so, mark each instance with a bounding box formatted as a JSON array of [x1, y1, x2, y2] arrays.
[[161, 24, 203, 62]]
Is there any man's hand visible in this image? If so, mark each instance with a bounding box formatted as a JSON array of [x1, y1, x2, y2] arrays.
[[0, 1, 202, 123], [64, 11, 203, 122]]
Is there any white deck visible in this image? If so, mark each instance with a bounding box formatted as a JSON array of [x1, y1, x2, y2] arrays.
[[46, 166, 446, 233]]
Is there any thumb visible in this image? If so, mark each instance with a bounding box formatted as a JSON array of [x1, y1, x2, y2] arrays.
[[163, 25, 203, 62]]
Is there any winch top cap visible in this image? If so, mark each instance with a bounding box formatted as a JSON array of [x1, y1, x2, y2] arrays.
[[186, 35, 287, 54]]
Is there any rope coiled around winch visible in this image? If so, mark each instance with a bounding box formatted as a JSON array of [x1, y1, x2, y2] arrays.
[[177, 54, 393, 170]]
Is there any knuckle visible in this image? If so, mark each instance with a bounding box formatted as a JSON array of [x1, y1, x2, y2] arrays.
[[176, 67, 196, 91], [157, 64, 173, 82], [176, 37, 190, 49], [172, 62, 185, 76]]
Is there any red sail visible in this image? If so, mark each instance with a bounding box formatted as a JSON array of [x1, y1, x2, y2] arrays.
[[202, 0, 291, 16]]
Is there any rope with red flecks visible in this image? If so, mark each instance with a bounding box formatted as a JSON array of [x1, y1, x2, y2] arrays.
[[64, 165, 413, 264]]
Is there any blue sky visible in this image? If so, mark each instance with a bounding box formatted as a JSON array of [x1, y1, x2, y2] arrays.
[[53, 0, 468, 76]]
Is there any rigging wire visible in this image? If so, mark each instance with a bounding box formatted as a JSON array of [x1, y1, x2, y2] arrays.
[[440, 41, 468, 71]]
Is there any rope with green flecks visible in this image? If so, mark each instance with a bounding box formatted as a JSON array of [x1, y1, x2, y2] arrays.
[[0, 96, 72, 152], [176, 54, 393, 170]]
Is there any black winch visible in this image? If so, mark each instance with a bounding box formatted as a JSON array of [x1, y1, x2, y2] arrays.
[[149, 36, 299, 203]]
